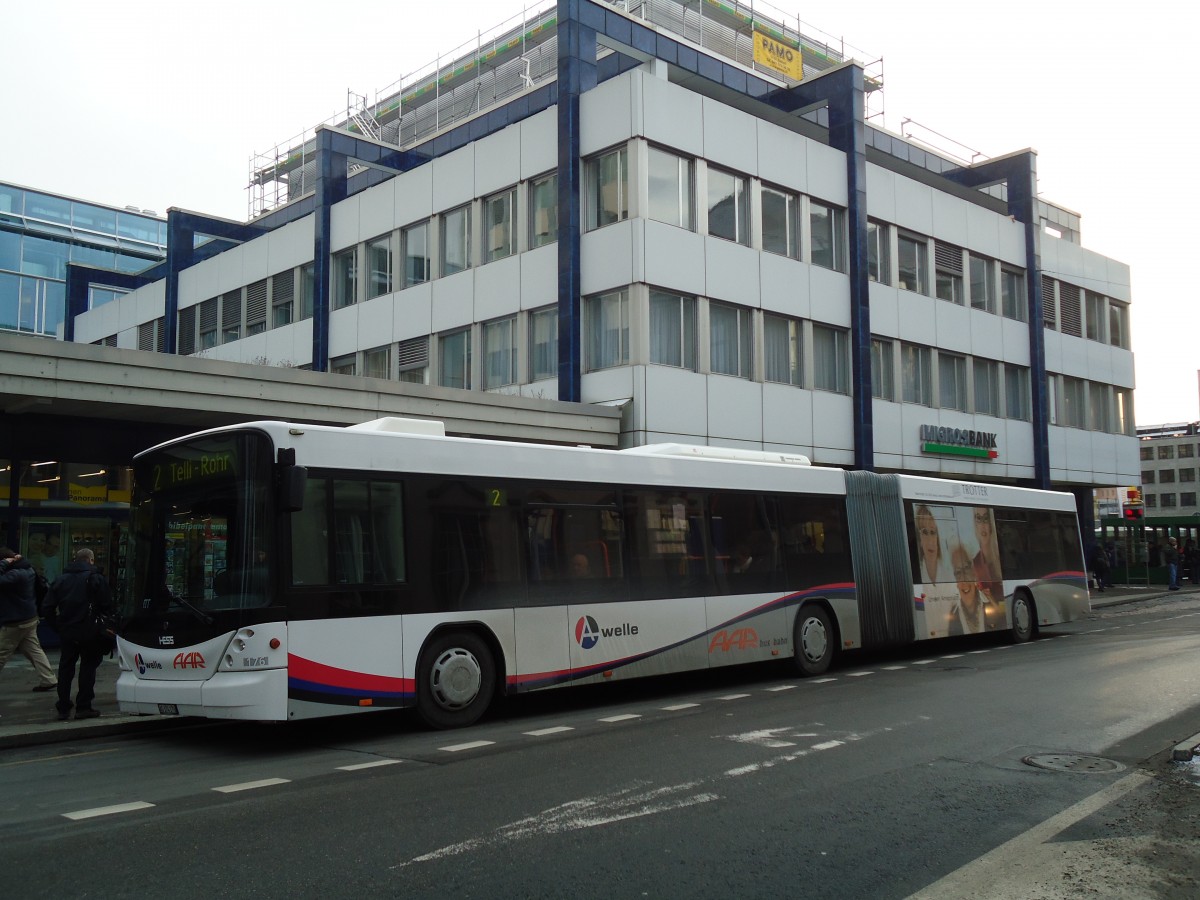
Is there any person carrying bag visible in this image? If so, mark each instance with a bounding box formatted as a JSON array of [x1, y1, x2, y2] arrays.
[[40, 548, 115, 721]]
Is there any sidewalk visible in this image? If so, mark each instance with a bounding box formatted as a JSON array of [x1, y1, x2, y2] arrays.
[[2, 585, 1198, 751]]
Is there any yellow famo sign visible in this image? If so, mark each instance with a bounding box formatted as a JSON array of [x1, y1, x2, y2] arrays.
[[753, 33, 803, 81]]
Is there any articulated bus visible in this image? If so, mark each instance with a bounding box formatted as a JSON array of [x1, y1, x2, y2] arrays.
[[116, 418, 1088, 728]]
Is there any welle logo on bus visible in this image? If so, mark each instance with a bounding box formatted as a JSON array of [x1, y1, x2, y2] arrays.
[[575, 615, 639, 650]]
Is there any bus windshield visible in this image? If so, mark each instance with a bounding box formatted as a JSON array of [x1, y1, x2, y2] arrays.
[[124, 431, 275, 631]]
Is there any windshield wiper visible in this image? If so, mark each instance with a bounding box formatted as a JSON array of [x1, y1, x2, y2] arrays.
[[169, 594, 215, 626]]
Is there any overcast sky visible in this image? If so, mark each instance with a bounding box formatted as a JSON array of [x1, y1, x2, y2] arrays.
[[5, 0, 1196, 425]]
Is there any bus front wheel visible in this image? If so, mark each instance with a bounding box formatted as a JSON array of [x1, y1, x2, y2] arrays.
[[1010, 591, 1036, 644], [416, 632, 496, 729], [793, 605, 834, 676]]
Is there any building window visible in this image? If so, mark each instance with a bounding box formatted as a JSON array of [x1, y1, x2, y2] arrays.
[[762, 186, 799, 259], [367, 235, 392, 299], [221, 290, 241, 343], [710, 302, 751, 378], [330, 354, 357, 376], [439, 329, 472, 389], [647, 146, 693, 230], [363, 345, 391, 379], [402, 221, 430, 287], [1145, 495, 1157, 509], [1182, 492, 1197, 508], [1142, 470, 1156, 484], [1159, 445, 1175, 460], [763, 314, 802, 386], [1089, 382, 1111, 432], [1115, 388, 1135, 436], [969, 254, 994, 313], [530, 306, 558, 381], [938, 352, 968, 410], [1161, 493, 1177, 509], [530, 173, 558, 249], [1159, 469, 1176, 484], [1140, 446, 1154, 461], [245, 279, 267, 336], [812, 324, 849, 394], [1001, 267, 1026, 321], [397, 336, 429, 384], [897, 233, 927, 294], [484, 187, 517, 263], [585, 146, 629, 230], [707, 166, 749, 245], [1004, 365, 1030, 421], [483, 317, 518, 388], [1109, 302, 1129, 349], [867, 220, 890, 284], [901, 343, 933, 406], [871, 337, 894, 400], [1180, 444, 1195, 459], [271, 271, 294, 328], [299, 263, 315, 320], [935, 243, 964, 305], [1085, 292, 1106, 342], [333, 248, 357, 309], [441, 205, 472, 276], [809, 200, 845, 271], [587, 289, 629, 370], [1180, 468, 1195, 483], [973, 358, 1000, 416], [199, 297, 217, 350], [1060, 376, 1086, 429], [649, 290, 696, 369]]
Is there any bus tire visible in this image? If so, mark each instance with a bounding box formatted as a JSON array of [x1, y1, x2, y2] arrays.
[[1010, 590, 1036, 644], [793, 605, 834, 676], [416, 631, 496, 729]]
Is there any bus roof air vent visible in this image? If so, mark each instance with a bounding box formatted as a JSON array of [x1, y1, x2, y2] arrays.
[[345, 417, 447, 437], [621, 443, 811, 466]]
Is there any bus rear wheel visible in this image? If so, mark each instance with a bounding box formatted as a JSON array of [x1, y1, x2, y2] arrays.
[[793, 605, 834, 676], [417, 632, 496, 729], [1010, 591, 1036, 644]]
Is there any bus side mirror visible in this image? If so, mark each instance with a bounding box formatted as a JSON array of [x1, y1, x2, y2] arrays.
[[281, 465, 307, 512]]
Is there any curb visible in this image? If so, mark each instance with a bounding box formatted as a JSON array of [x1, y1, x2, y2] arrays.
[[1172, 732, 1200, 762], [0, 715, 203, 751]]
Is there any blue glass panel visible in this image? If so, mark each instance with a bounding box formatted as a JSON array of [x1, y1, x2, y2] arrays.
[[116, 212, 159, 243], [72, 243, 116, 269], [43, 281, 66, 335], [25, 191, 72, 224], [114, 252, 155, 274], [72, 203, 118, 234], [0, 184, 23, 215], [0, 271, 18, 329], [18, 276, 39, 331], [21, 234, 69, 279], [0, 229, 19, 271]]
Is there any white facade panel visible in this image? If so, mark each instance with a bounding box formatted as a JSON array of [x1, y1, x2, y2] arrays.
[[873, 401, 904, 455], [330, 193, 360, 252], [893, 175, 934, 236], [581, 71, 637, 156], [809, 267, 851, 327], [431, 145, 476, 212], [520, 109, 558, 180], [704, 236, 758, 307], [582, 221, 637, 295], [328, 306, 360, 359], [757, 120, 807, 193], [392, 284, 433, 342], [810, 392, 854, 458], [865, 165, 895, 222], [475, 126, 521, 198], [474, 255, 522, 322], [358, 294, 395, 351], [520, 244, 557, 308], [896, 292, 937, 344], [706, 375, 762, 442], [267, 217, 313, 277], [396, 164, 434, 224], [216, 243, 246, 296], [644, 367, 707, 437], [760, 252, 809, 319], [806, 143, 846, 206], [430, 270, 475, 332], [640, 72, 703, 157], [964, 204, 1002, 259], [762, 383, 814, 449], [930, 190, 969, 246], [359, 180, 397, 240], [702, 97, 757, 174], [934, 300, 971, 354]]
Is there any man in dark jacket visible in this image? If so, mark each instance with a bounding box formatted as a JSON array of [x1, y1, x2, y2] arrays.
[[0, 547, 59, 704], [41, 548, 113, 720]]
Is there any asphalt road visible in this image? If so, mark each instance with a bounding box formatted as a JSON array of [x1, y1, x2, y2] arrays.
[[2, 596, 1199, 899]]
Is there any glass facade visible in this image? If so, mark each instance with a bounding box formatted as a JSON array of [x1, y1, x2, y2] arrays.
[[0, 182, 166, 337]]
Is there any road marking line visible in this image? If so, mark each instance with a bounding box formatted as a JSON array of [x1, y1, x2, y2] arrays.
[[939, 654, 964, 659], [599, 714, 641, 723], [846, 671, 874, 677], [811, 740, 844, 751], [717, 693, 751, 700], [912, 659, 936, 665], [440, 740, 495, 753], [968, 650, 990, 655], [337, 759, 403, 771], [811, 677, 837, 683], [212, 778, 291, 793], [765, 684, 799, 691], [881, 665, 907, 670], [3, 747, 118, 769], [662, 703, 699, 711], [524, 726, 574, 736], [63, 801, 154, 821], [906, 772, 1151, 899]]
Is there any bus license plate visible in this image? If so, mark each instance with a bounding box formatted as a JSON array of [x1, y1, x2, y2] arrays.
[[157, 704, 179, 715]]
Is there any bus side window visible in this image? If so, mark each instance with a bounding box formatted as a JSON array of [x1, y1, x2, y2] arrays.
[[710, 493, 782, 594], [777, 495, 852, 588], [627, 491, 710, 599], [291, 476, 330, 586]]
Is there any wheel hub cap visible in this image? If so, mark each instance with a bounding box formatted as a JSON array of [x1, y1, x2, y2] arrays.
[[432, 648, 482, 708]]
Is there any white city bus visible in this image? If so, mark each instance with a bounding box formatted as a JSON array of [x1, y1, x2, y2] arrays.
[[115, 418, 1088, 728]]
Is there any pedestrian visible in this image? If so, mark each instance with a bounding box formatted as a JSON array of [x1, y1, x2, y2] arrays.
[[39, 548, 113, 721], [0, 547, 59, 705], [1163, 536, 1181, 591], [1088, 541, 1110, 593]]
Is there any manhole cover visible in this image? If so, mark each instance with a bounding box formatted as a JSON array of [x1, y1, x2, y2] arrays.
[[1023, 753, 1124, 774]]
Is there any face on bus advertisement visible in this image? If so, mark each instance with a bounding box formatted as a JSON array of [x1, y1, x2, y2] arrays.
[[911, 502, 1006, 639]]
